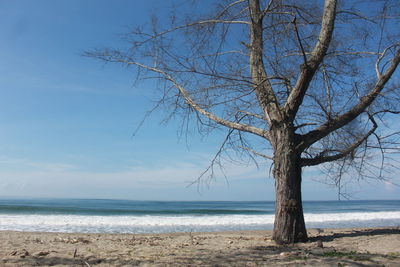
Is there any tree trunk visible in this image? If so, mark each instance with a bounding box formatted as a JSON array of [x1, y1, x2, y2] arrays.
[[271, 125, 308, 244]]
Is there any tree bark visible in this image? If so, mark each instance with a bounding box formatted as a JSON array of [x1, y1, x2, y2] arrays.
[[271, 124, 308, 244]]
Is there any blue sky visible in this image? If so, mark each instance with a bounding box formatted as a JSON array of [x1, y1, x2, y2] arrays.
[[0, 0, 399, 201]]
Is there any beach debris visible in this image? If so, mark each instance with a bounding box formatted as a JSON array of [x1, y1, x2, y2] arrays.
[[10, 249, 30, 258], [280, 252, 289, 257], [77, 237, 91, 244], [316, 240, 323, 248], [33, 237, 44, 244], [263, 237, 273, 243], [54, 236, 91, 244], [73, 248, 78, 258], [34, 251, 50, 257], [189, 232, 197, 245]]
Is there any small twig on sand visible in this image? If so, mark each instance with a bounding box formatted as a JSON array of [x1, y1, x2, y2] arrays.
[[73, 248, 77, 258], [84, 261, 91, 267]]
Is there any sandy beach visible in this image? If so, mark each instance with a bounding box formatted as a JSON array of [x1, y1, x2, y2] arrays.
[[0, 227, 399, 266]]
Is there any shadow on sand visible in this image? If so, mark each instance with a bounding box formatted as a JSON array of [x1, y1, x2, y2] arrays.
[[309, 227, 400, 242]]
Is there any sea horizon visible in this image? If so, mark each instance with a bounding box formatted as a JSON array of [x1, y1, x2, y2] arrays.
[[1, 196, 399, 202]]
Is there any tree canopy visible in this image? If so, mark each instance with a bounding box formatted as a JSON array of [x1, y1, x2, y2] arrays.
[[87, 0, 400, 243]]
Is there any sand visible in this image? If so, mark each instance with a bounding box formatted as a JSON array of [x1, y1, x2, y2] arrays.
[[1, 227, 399, 266]]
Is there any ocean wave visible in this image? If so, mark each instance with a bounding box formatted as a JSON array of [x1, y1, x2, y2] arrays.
[[0, 211, 399, 233]]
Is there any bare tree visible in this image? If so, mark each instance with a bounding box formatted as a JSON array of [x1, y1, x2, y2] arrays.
[[86, 0, 400, 244]]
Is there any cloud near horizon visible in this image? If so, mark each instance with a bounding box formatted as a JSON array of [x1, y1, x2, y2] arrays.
[[0, 156, 268, 199], [0, 154, 398, 201]]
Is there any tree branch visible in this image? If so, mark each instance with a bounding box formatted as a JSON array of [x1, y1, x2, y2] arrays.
[[217, 0, 247, 18], [284, 0, 337, 121], [102, 55, 270, 139], [376, 44, 399, 79], [188, 128, 235, 187], [294, 122, 318, 130], [131, 18, 251, 48], [239, 146, 273, 160], [291, 17, 308, 65], [237, 110, 267, 121], [249, 0, 283, 125], [301, 115, 378, 166], [261, 0, 274, 18], [298, 47, 400, 151]]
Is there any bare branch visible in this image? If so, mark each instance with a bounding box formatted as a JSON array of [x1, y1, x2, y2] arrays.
[[132, 18, 251, 48], [291, 17, 308, 65], [249, 0, 283, 124], [299, 48, 400, 151], [110, 57, 270, 139], [237, 110, 266, 121], [284, 0, 337, 121], [376, 44, 399, 79], [283, 51, 380, 58], [261, 0, 274, 18], [336, 10, 378, 24], [196, 19, 251, 25], [239, 146, 273, 160], [217, 0, 247, 18], [188, 128, 234, 187], [294, 122, 318, 130], [372, 110, 400, 115], [322, 65, 332, 117], [301, 115, 378, 166]]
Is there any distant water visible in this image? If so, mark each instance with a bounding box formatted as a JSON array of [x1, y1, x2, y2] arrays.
[[0, 199, 399, 233]]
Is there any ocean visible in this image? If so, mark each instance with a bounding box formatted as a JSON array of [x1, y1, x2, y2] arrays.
[[0, 199, 399, 234]]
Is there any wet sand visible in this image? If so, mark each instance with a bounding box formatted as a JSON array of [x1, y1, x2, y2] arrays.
[[1, 227, 399, 266]]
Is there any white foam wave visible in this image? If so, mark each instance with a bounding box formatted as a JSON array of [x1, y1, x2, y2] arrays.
[[305, 211, 400, 222], [0, 211, 399, 233]]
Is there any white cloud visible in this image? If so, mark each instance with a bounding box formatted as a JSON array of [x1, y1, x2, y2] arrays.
[[0, 156, 77, 172]]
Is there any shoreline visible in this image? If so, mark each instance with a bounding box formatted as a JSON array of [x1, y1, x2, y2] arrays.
[[1, 227, 399, 266]]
